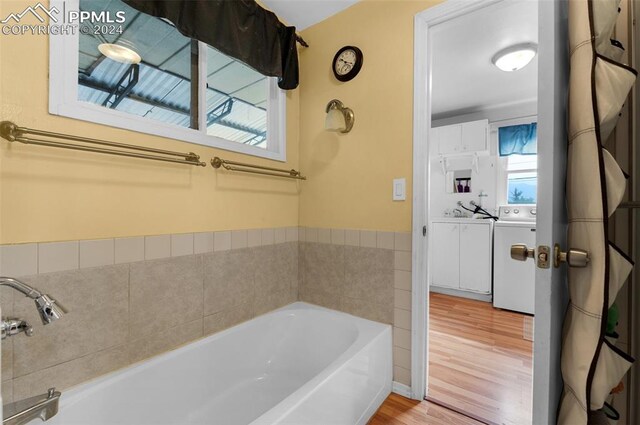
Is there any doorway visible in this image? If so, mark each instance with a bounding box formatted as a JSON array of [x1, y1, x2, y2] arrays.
[[414, 1, 540, 423]]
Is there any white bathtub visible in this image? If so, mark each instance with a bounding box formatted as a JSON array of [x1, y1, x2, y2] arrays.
[[39, 302, 392, 425]]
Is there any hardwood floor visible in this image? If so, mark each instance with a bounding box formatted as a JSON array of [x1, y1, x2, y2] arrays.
[[369, 393, 483, 425], [428, 293, 533, 425]]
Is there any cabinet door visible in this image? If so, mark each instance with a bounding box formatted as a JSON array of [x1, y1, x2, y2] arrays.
[[459, 223, 491, 293], [461, 120, 487, 153], [430, 223, 460, 288], [436, 124, 462, 154]]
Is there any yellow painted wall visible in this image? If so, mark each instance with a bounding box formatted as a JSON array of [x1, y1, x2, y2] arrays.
[[0, 0, 300, 244], [298, 0, 438, 232]]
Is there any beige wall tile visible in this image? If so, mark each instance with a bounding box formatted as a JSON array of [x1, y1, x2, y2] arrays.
[[393, 365, 411, 386], [394, 308, 411, 330], [299, 286, 340, 311], [38, 241, 79, 273], [393, 346, 411, 370], [129, 319, 203, 364], [194, 232, 214, 254], [340, 297, 392, 324], [13, 265, 129, 377], [2, 380, 12, 404], [285, 227, 298, 242], [203, 249, 255, 316], [171, 233, 194, 257], [317, 228, 331, 244], [298, 227, 306, 243], [254, 289, 293, 316], [274, 227, 286, 244], [394, 270, 412, 290], [145, 235, 170, 260], [344, 229, 360, 247], [395, 289, 412, 311], [300, 243, 344, 297], [394, 232, 412, 252], [376, 232, 394, 250], [261, 228, 275, 246], [0, 244, 38, 277], [130, 256, 203, 340], [12, 344, 129, 401], [115, 237, 144, 264], [305, 228, 318, 243], [393, 326, 411, 350], [204, 301, 253, 336], [214, 231, 231, 251], [247, 229, 262, 248], [2, 339, 12, 382], [360, 230, 377, 248], [330, 229, 345, 245], [344, 246, 393, 306], [394, 250, 412, 271], [231, 230, 248, 249]]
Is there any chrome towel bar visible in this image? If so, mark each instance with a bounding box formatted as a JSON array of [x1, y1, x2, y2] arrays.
[[211, 156, 306, 180], [0, 121, 207, 167]]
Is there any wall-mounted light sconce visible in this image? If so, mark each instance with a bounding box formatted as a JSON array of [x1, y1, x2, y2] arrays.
[[325, 99, 354, 133]]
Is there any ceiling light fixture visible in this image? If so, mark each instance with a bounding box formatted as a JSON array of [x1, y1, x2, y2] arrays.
[[98, 42, 142, 64], [491, 43, 537, 72]]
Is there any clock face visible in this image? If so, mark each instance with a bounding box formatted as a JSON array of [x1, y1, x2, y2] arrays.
[[332, 46, 363, 82], [335, 49, 357, 76]]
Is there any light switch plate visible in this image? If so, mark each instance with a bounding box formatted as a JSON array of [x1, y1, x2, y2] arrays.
[[393, 178, 406, 201]]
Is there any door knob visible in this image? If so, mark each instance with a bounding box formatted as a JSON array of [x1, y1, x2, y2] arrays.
[[511, 244, 535, 261], [554, 244, 590, 268]]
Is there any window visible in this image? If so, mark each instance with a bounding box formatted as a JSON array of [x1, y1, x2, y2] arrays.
[[494, 117, 538, 205], [506, 155, 537, 204], [50, 0, 285, 160]]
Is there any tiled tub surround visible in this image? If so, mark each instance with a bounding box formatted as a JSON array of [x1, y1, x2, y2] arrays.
[[298, 228, 412, 388], [0, 228, 299, 404], [0, 226, 412, 404]]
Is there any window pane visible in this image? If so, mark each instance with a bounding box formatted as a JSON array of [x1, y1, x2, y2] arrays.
[[77, 0, 193, 128], [508, 172, 537, 204], [507, 154, 537, 171], [205, 46, 268, 148]]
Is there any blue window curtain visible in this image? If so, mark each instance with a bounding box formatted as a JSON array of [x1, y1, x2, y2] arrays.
[[498, 123, 537, 156]]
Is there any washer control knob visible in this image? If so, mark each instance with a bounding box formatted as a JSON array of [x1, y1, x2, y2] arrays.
[[514, 209, 520, 214], [531, 208, 537, 216], [504, 209, 510, 214]]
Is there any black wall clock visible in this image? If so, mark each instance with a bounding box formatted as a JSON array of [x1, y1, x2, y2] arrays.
[[332, 46, 363, 82]]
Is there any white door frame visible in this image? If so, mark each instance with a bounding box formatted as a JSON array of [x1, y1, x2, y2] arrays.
[[410, 0, 504, 401]]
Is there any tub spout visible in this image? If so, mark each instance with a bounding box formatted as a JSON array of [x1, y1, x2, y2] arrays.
[[3, 387, 61, 425]]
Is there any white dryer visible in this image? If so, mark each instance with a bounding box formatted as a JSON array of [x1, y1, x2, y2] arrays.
[[493, 205, 536, 315]]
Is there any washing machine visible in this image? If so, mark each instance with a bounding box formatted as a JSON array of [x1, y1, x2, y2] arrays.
[[493, 205, 536, 315]]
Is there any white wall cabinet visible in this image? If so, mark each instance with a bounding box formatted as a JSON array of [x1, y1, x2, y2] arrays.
[[430, 220, 492, 295], [433, 119, 488, 155]]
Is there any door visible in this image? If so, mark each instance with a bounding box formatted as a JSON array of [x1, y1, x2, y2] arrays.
[[530, 0, 569, 423], [430, 222, 459, 288], [459, 223, 491, 293], [460, 120, 487, 153], [494, 224, 536, 313], [436, 124, 462, 155]]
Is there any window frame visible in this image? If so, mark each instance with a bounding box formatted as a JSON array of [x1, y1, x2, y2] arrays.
[[492, 115, 538, 204], [48, 0, 286, 161]]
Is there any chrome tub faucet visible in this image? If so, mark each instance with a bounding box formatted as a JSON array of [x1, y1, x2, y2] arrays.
[[3, 388, 61, 425], [0, 277, 65, 340]]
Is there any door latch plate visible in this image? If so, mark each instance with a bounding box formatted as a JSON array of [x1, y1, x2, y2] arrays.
[[537, 245, 550, 269]]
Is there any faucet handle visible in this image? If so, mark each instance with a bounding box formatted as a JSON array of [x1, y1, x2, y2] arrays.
[[47, 388, 56, 398]]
